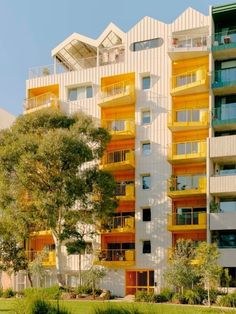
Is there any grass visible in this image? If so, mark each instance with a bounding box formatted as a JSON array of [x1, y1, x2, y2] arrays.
[[1, 299, 236, 314]]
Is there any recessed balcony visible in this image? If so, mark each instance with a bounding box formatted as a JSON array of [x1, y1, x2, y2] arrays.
[[101, 216, 135, 234], [168, 34, 210, 61], [171, 68, 208, 96], [115, 183, 135, 201], [167, 175, 206, 198], [167, 140, 206, 164], [212, 68, 236, 95], [168, 212, 207, 232], [24, 92, 59, 113], [212, 104, 236, 130], [94, 249, 135, 267], [26, 250, 56, 267], [103, 119, 135, 140], [213, 29, 236, 60], [168, 108, 209, 131], [100, 150, 135, 171], [98, 81, 135, 108]]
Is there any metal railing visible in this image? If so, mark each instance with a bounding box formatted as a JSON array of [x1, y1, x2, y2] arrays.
[[171, 68, 207, 89], [29, 63, 73, 79], [96, 249, 135, 262], [167, 175, 206, 192], [102, 216, 135, 231], [105, 150, 134, 164], [168, 212, 206, 226], [104, 119, 135, 134], [24, 92, 59, 111], [100, 80, 134, 100], [212, 104, 236, 123], [168, 140, 206, 159], [169, 34, 210, 50], [168, 108, 209, 126], [213, 29, 236, 47]]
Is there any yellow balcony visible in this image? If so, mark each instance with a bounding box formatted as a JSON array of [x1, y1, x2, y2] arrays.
[[167, 212, 207, 232], [26, 250, 56, 267], [115, 184, 135, 201], [167, 140, 206, 164], [94, 249, 135, 268], [171, 68, 208, 96], [98, 81, 135, 108], [168, 109, 209, 131], [24, 92, 59, 113], [103, 119, 135, 140], [101, 216, 135, 234], [100, 150, 135, 171], [167, 175, 206, 198]]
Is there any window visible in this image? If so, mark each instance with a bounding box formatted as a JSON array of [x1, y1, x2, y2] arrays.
[[143, 208, 151, 221], [219, 164, 236, 176], [142, 76, 151, 90], [142, 110, 151, 124], [142, 175, 151, 190], [143, 240, 151, 254], [142, 142, 151, 155], [220, 198, 236, 212], [68, 85, 93, 101], [131, 38, 163, 51]]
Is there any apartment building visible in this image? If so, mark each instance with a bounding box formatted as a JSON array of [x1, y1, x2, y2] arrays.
[[5, 2, 236, 295]]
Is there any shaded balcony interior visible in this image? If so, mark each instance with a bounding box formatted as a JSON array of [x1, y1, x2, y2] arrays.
[[212, 3, 236, 59], [168, 210, 207, 231], [168, 26, 210, 61], [99, 73, 135, 108], [100, 149, 135, 171], [30, 31, 125, 79], [212, 230, 236, 249], [102, 119, 135, 139], [27, 230, 55, 267], [212, 95, 236, 129], [115, 181, 135, 201], [101, 212, 135, 233], [212, 59, 236, 94]]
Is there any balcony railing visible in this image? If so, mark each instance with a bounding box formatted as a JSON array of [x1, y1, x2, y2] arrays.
[[99, 80, 135, 107], [168, 140, 206, 163], [212, 68, 236, 90], [171, 68, 208, 95], [29, 63, 73, 79], [26, 250, 56, 267], [24, 92, 59, 112], [168, 212, 207, 231], [101, 150, 135, 171], [101, 216, 135, 233], [213, 29, 236, 50], [115, 184, 135, 201], [212, 104, 236, 127], [103, 119, 135, 139], [167, 175, 206, 198], [168, 108, 209, 130], [169, 35, 209, 51], [94, 249, 135, 267]]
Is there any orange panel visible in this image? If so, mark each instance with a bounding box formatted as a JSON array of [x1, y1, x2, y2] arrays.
[[172, 93, 209, 110], [116, 202, 135, 213], [29, 235, 54, 251], [102, 106, 135, 120], [173, 129, 208, 142], [101, 234, 135, 249], [173, 230, 206, 246], [173, 163, 206, 175], [107, 139, 135, 152], [173, 198, 206, 212], [114, 169, 135, 181]]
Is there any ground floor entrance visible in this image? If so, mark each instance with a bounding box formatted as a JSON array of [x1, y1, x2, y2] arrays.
[[125, 269, 155, 295]]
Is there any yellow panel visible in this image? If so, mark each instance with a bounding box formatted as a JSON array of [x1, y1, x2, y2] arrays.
[[28, 84, 59, 98], [172, 56, 208, 74], [101, 73, 135, 88], [172, 129, 208, 142]]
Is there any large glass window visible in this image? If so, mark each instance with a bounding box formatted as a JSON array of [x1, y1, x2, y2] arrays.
[[220, 199, 236, 212], [214, 231, 236, 248], [68, 85, 93, 101], [132, 38, 163, 51], [219, 164, 236, 176]]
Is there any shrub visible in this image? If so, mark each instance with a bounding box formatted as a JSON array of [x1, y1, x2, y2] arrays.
[[172, 292, 186, 304], [184, 289, 201, 305], [217, 292, 236, 307], [3, 288, 15, 298], [135, 290, 154, 302], [24, 285, 61, 300], [93, 305, 141, 314], [31, 298, 71, 314], [76, 285, 93, 295], [160, 288, 174, 301], [0, 288, 3, 297], [152, 293, 168, 303]]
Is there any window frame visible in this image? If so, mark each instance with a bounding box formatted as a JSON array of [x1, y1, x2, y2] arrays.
[[141, 174, 151, 190], [68, 85, 93, 101], [141, 109, 151, 125]]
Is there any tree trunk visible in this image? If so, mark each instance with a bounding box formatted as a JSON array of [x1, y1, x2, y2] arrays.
[[92, 279, 95, 300], [207, 279, 210, 307], [79, 254, 82, 287], [27, 271, 33, 288], [52, 232, 66, 287]]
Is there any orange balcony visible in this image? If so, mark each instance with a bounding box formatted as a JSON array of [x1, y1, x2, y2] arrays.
[[94, 249, 135, 267], [26, 250, 56, 267], [167, 212, 207, 232], [101, 216, 135, 234], [103, 119, 135, 140], [167, 175, 206, 198], [171, 68, 208, 96], [115, 183, 135, 201], [100, 150, 135, 171], [98, 81, 135, 108], [168, 108, 209, 131], [167, 140, 206, 164], [24, 92, 59, 113]]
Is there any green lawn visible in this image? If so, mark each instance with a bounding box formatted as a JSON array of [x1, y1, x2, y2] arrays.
[[0, 299, 236, 314]]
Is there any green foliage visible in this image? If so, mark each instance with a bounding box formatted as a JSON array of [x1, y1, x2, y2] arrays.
[[152, 294, 168, 303], [93, 305, 141, 314], [2, 288, 15, 298], [31, 299, 71, 314], [81, 266, 106, 298], [184, 289, 201, 305], [216, 292, 236, 307], [159, 288, 174, 301], [135, 291, 154, 302], [172, 293, 186, 304], [24, 285, 61, 300], [0, 288, 3, 297]]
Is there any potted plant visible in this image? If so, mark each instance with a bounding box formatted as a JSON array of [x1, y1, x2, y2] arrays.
[[210, 200, 220, 213], [172, 38, 178, 47]]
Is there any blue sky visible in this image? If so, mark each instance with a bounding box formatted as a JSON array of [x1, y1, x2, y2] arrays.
[[0, 0, 229, 116]]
